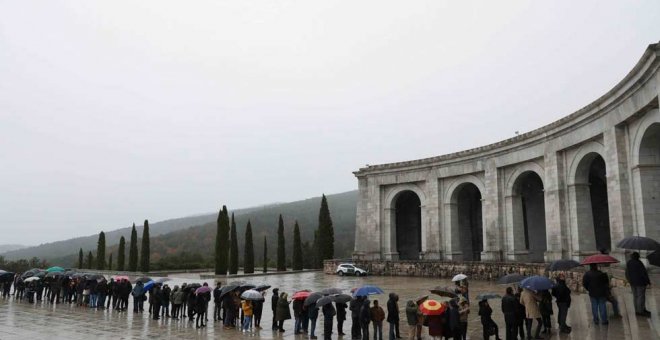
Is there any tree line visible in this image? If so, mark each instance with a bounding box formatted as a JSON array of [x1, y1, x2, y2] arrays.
[[72, 193, 335, 274], [215, 194, 335, 274]]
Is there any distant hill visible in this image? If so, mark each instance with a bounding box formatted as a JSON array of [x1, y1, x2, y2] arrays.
[[0, 244, 27, 254], [3, 191, 358, 266]]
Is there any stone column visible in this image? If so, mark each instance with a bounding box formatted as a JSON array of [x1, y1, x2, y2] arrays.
[[567, 183, 598, 260], [423, 177, 442, 259], [443, 202, 463, 260], [604, 126, 634, 260], [543, 152, 567, 261], [504, 193, 529, 261], [482, 161, 503, 261]]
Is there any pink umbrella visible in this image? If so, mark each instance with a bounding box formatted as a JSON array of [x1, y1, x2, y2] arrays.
[[113, 275, 130, 282], [580, 254, 619, 265], [196, 286, 212, 294]]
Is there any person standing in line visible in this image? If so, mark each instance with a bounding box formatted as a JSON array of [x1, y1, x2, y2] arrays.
[[293, 294, 304, 334], [371, 299, 385, 340], [213, 282, 222, 321], [308, 302, 320, 339], [253, 291, 265, 328], [106, 278, 115, 309], [161, 284, 171, 318], [271, 288, 280, 331], [171, 285, 182, 319], [582, 263, 610, 325], [351, 296, 363, 339], [626, 251, 652, 317], [152, 283, 162, 320], [96, 279, 107, 309], [386, 293, 400, 340], [519, 288, 542, 339], [478, 299, 501, 340], [360, 299, 372, 340], [323, 300, 337, 340], [242, 299, 254, 332], [458, 297, 470, 340], [276, 292, 292, 332], [336, 301, 348, 336], [551, 274, 572, 333], [501, 287, 518, 340]]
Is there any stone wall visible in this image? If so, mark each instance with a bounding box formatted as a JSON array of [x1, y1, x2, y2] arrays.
[[324, 259, 635, 293]]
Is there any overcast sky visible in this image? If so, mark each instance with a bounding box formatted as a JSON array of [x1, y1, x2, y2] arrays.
[[1, 1, 659, 246]]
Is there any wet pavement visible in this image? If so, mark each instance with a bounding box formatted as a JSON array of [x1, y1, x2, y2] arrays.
[[1, 272, 659, 339]]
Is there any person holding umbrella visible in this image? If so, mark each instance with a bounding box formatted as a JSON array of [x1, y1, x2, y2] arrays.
[[308, 300, 320, 339], [478, 299, 501, 340], [351, 296, 363, 340], [386, 293, 400, 340], [626, 251, 652, 317], [241, 299, 254, 332], [551, 274, 572, 333], [336, 300, 347, 336], [322, 298, 337, 340], [253, 291, 265, 328], [519, 288, 542, 339], [293, 293, 305, 334]]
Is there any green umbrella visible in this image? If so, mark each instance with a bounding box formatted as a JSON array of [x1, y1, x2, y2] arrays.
[[46, 266, 65, 273]]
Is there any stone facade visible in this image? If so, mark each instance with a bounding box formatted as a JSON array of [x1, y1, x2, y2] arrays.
[[353, 42, 660, 264]]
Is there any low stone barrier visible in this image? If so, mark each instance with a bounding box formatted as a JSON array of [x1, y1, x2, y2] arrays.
[[323, 259, 641, 293]]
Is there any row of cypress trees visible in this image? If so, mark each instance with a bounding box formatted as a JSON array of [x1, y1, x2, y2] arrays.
[[214, 194, 334, 275], [77, 220, 151, 272]]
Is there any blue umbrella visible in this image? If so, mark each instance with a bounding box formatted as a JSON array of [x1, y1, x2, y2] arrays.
[[143, 280, 155, 291], [519, 276, 554, 292], [353, 285, 384, 297]]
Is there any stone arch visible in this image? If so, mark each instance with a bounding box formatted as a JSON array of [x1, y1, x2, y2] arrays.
[[631, 109, 660, 241], [383, 184, 427, 260], [505, 163, 547, 262], [567, 142, 611, 256], [443, 176, 486, 261]]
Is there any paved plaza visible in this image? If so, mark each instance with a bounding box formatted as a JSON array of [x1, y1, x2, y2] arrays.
[[1, 272, 659, 339]]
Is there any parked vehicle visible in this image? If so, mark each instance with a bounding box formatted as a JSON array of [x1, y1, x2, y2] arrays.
[[336, 263, 368, 276]]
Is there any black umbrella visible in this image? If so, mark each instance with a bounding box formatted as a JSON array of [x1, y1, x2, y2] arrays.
[[476, 293, 502, 300], [219, 285, 240, 298], [430, 286, 458, 298], [239, 283, 256, 292], [546, 259, 580, 271], [45, 271, 64, 279], [316, 295, 335, 307], [333, 294, 352, 304], [0, 271, 15, 282], [321, 288, 343, 296], [255, 284, 271, 292], [21, 269, 40, 279], [497, 274, 528, 285], [304, 292, 324, 307], [33, 271, 47, 278], [648, 251, 660, 266], [616, 236, 660, 251], [71, 273, 87, 279]]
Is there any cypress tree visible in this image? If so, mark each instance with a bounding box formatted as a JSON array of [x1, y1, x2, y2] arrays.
[[317, 194, 335, 265], [108, 253, 113, 270], [128, 223, 138, 271], [292, 221, 303, 271], [313, 229, 321, 268], [243, 220, 254, 274], [215, 206, 230, 275], [140, 220, 150, 272], [263, 236, 268, 273], [229, 213, 239, 274], [277, 214, 286, 271], [78, 248, 83, 269], [96, 231, 106, 270], [86, 251, 94, 269], [117, 236, 126, 271]]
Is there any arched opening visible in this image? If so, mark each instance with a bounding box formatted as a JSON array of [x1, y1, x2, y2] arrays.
[[395, 191, 422, 260], [573, 153, 611, 252], [454, 183, 483, 261], [512, 171, 546, 262], [638, 123, 660, 241]]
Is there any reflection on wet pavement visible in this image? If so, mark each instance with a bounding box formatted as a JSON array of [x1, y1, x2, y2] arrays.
[[1, 272, 658, 339]]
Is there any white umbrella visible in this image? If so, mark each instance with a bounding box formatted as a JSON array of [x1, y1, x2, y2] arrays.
[[451, 274, 468, 282], [24, 276, 40, 282]]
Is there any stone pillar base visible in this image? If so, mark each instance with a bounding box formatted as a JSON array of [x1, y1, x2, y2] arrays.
[[444, 251, 464, 261], [421, 251, 442, 260], [571, 250, 599, 262], [481, 250, 503, 261], [506, 250, 529, 262], [383, 252, 399, 261], [352, 251, 381, 261], [544, 250, 564, 262]]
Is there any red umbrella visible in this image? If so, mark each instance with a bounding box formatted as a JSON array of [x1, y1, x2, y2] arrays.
[[292, 291, 311, 300], [580, 254, 619, 265], [419, 299, 447, 316]]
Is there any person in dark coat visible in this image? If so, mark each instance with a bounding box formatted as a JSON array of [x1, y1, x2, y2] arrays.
[[213, 282, 222, 321], [323, 301, 337, 340], [132, 281, 144, 313], [293, 296, 305, 334], [196, 285, 211, 328], [582, 264, 610, 324], [161, 284, 171, 317], [253, 291, 265, 328], [359, 299, 371, 340], [626, 251, 652, 317], [120, 279, 132, 311], [539, 291, 553, 335], [336, 301, 348, 336], [386, 293, 400, 340], [308, 302, 320, 339], [514, 288, 526, 339], [552, 274, 572, 333], [351, 296, 363, 340], [501, 287, 518, 340], [223, 289, 236, 328], [271, 288, 280, 331], [106, 278, 115, 309], [152, 284, 162, 320], [478, 299, 501, 340], [447, 299, 461, 340], [276, 292, 292, 332], [96, 279, 107, 309], [187, 288, 197, 322]]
